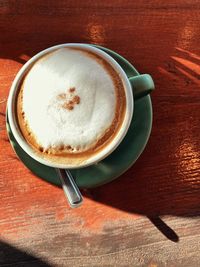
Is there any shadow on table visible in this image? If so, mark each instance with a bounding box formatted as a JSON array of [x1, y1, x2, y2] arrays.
[[0, 240, 51, 266], [83, 157, 199, 243]]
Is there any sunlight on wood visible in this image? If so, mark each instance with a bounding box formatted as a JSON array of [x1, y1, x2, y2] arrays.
[[87, 21, 106, 45], [175, 47, 200, 61], [171, 56, 200, 75], [177, 23, 196, 48], [0, 99, 6, 104], [176, 66, 200, 86], [19, 54, 30, 61], [157, 66, 178, 80], [175, 139, 200, 183]]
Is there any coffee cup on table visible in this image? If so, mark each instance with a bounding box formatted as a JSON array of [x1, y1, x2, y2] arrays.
[[8, 44, 154, 169]]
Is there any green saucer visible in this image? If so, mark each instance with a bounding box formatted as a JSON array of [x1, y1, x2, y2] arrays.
[[6, 45, 153, 188]]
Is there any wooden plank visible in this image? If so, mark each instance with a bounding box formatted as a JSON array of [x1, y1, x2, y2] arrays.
[[0, 1, 200, 266]]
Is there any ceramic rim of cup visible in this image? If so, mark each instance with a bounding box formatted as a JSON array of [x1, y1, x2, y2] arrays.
[[7, 43, 134, 169]]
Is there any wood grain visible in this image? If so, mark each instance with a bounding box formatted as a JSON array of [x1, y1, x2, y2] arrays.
[[0, 1, 200, 266]]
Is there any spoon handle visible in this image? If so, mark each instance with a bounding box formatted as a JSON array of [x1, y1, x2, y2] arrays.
[[56, 169, 83, 208]]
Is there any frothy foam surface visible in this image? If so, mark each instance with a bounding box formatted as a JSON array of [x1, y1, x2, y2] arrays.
[[20, 48, 117, 153]]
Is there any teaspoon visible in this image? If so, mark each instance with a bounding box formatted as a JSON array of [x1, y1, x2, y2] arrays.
[[56, 169, 83, 208]]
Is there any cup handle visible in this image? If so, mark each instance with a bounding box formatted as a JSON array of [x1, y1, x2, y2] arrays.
[[129, 74, 155, 100]]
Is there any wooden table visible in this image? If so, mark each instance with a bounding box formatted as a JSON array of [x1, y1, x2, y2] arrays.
[[0, 1, 200, 266]]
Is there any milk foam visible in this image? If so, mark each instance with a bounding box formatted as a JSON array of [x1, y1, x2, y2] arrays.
[[22, 48, 116, 152]]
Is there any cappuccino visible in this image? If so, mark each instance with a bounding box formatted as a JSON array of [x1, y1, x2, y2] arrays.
[[17, 47, 126, 165]]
